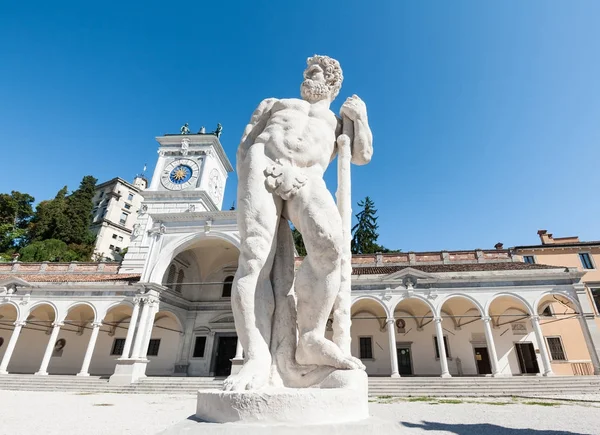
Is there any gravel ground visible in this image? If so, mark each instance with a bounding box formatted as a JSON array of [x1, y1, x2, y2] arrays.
[[1, 390, 599, 435]]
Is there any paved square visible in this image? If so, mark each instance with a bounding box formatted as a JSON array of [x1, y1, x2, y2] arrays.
[[1, 391, 599, 435]]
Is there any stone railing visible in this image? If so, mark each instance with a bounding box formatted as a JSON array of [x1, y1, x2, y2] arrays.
[[0, 262, 121, 274]]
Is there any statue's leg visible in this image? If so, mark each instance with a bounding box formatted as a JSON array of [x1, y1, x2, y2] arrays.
[[288, 178, 365, 370], [224, 144, 282, 391]]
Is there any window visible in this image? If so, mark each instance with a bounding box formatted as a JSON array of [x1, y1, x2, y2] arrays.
[[546, 337, 566, 361], [111, 338, 126, 356], [99, 191, 104, 198], [112, 234, 118, 239], [118, 236, 123, 242], [175, 270, 185, 293], [120, 212, 129, 225], [580, 253, 594, 270], [167, 264, 177, 289], [147, 339, 161, 356], [592, 289, 600, 314], [434, 336, 451, 359], [523, 256, 536, 264], [124, 203, 132, 210], [359, 337, 373, 359], [101, 208, 107, 218], [114, 247, 121, 253], [109, 244, 115, 250], [193, 336, 207, 358], [222, 276, 234, 298], [127, 193, 134, 201]]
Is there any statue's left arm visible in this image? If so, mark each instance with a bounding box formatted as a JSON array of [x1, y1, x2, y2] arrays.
[[339, 95, 373, 166]]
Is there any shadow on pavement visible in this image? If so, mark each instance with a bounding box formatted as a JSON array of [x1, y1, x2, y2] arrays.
[[402, 421, 589, 435]]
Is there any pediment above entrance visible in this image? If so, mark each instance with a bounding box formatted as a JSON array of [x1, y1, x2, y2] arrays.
[[382, 267, 437, 289]]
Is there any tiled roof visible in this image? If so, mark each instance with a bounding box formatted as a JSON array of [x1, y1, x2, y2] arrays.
[[5, 274, 141, 283], [352, 262, 564, 275]]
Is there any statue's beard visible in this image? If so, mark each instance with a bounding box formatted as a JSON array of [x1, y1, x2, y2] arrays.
[[301, 79, 330, 103]]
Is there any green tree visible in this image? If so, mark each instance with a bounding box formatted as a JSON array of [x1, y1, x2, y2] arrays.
[[19, 239, 79, 262], [28, 186, 69, 242], [26, 175, 98, 261], [61, 175, 97, 245], [292, 227, 307, 257], [351, 196, 399, 254], [0, 191, 35, 252]]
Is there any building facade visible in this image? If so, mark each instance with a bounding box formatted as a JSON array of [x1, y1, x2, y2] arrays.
[[91, 177, 147, 261], [512, 229, 600, 374], [1, 133, 599, 382]]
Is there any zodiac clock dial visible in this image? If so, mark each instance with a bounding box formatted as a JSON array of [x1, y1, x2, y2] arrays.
[[161, 159, 200, 190], [208, 169, 223, 202]]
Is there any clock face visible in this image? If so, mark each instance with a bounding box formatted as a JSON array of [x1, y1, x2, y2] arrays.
[[208, 169, 223, 202], [161, 159, 200, 190]]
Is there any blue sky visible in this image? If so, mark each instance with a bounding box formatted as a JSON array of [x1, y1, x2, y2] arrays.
[[1, 1, 599, 251]]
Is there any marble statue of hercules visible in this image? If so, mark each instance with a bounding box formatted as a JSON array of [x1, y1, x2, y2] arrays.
[[225, 55, 373, 391]]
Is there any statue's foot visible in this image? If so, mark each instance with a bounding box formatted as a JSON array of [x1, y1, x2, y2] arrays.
[[296, 333, 366, 371], [223, 357, 271, 391]]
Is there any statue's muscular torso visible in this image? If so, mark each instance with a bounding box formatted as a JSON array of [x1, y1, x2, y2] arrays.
[[255, 98, 338, 175]]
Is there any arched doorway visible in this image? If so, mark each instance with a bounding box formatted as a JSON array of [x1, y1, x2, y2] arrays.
[[438, 295, 489, 376], [10, 302, 57, 374], [350, 297, 389, 375], [535, 293, 596, 375], [487, 294, 542, 375], [393, 297, 437, 376], [47, 303, 97, 375]]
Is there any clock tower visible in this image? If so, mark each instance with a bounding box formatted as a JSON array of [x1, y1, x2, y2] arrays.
[[120, 130, 234, 273]]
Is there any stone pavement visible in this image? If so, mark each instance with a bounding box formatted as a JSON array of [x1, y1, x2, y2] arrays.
[[1, 390, 599, 435]]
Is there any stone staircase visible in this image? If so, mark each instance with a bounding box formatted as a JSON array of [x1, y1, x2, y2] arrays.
[[0, 374, 599, 397]]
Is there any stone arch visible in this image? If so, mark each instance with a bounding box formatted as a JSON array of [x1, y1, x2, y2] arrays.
[[64, 301, 98, 323], [436, 293, 485, 318], [147, 231, 241, 284], [0, 301, 20, 322], [485, 292, 534, 317], [100, 300, 135, 320], [393, 296, 436, 330], [25, 301, 58, 323], [154, 308, 185, 334], [351, 296, 391, 319], [534, 291, 582, 315], [101, 302, 136, 337]]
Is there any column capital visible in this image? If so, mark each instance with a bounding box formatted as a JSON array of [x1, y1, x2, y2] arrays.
[[530, 315, 540, 323], [14, 320, 26, 327], [132, 296, 142, 305], [386, 318, 395, 325], [52, 322, 64, 327], [434, 317, 443, 324], [481, 316, 492, 323], [92, 322, 102, 328]]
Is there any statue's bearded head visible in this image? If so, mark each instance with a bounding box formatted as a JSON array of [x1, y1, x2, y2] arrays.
[[301, 55, 343, 103]]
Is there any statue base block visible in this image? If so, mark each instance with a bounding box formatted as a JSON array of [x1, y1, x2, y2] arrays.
[[196, 370, 368, 424]]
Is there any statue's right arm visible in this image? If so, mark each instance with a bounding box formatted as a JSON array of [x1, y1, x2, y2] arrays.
[[237, 98, 277, 162]]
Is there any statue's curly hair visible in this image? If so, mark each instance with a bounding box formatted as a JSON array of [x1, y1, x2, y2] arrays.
[[305, 55, 343, 99]]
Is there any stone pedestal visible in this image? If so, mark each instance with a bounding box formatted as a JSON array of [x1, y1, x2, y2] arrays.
[[108, 358, 148, 385], [229, 358, 243, 376], [196, 370, 368, 425]]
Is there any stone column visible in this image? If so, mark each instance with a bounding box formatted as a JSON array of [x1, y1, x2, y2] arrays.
[[481, 316, 501, 376], [35, 322, 63, 376], [434, 317, 451, 378], [77, 322, 102, 376], [130, 298, 150, 359], [0, 321, 26, 374], [234, 339, 243, 360], [577, 315, 600, 375], [530, 315, 553, 376], [120, 298, 141, 359], [386, 318, 400, 378], [139, 300, 159, 359]]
